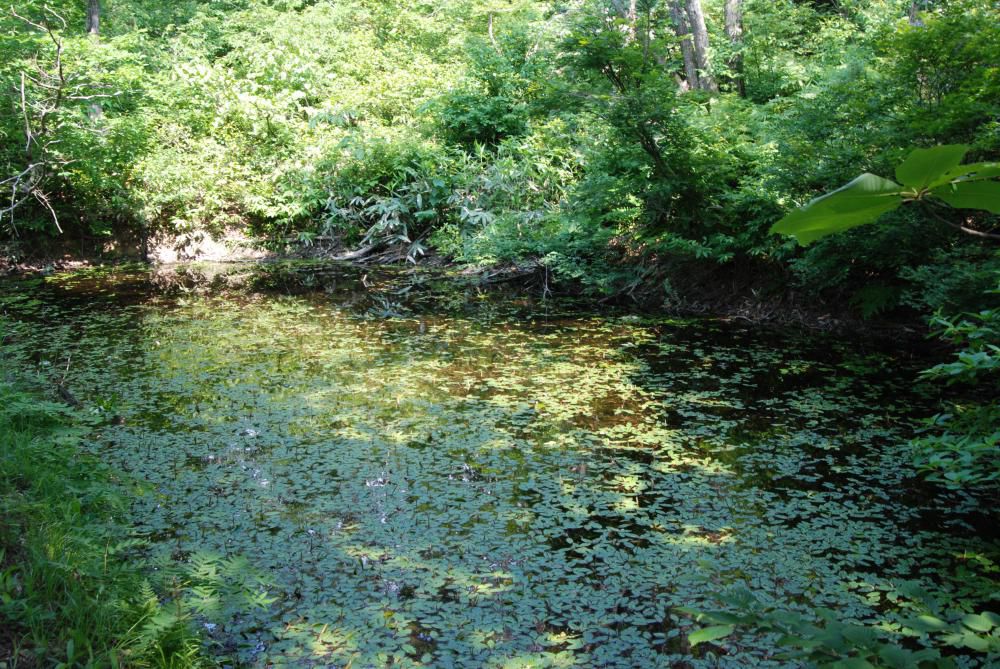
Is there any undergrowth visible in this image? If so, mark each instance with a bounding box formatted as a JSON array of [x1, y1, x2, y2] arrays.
[[0, 358, 206, 668]]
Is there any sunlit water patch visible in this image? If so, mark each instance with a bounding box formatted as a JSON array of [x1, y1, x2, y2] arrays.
[[0, 262, 995, 668]]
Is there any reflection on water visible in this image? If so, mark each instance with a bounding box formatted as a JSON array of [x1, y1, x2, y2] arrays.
[[0, 262, 994, 668]]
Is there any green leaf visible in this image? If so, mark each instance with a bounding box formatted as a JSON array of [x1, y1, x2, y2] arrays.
[[695, 610, 743, 625], [931, 162, 1000, 188], [770, 173, 904, 245], [688, 624, 735, 647], [903, 615, 949, 632], [961, 613, 996, 632], [931, 180, 1000, 213], [957, 632, 990, 652], [896, 145, 968, 189], [842, 625, 880, 646], [829, 659, 877, 669], [878, 644, 915, 669]]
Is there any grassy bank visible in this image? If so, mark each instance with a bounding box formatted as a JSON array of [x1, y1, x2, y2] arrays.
[[0, 359, 205, 668]]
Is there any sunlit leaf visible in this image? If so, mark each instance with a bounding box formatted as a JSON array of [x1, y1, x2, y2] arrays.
[[770, 174, 904, 245], [961, 613, 996, 632], [895, 144, 968, 189], [931, 180, 1000, 213], [688, 624, 735, 647], [930, 162, 1000, 188]]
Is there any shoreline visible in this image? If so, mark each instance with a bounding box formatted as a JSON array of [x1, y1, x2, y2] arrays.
[[1, 237, 930, 339]]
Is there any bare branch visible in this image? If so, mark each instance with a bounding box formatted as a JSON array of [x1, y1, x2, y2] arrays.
[[925, 203, 1000, 241], [0, 164, 40, 188], [3, 4, 73, 234], [10, 6, 49, 33], [42, 4, 67, 30], [20, 73, 33, 154], [33, 189, 62, 233], [941, 219, 1000, 240], [488, 13, 498, 50], [67, 92, 119, 101]]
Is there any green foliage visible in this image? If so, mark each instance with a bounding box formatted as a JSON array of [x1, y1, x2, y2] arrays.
[[431, 28, 548, 146], [686, 584, 1000, 668], [887, 0, 1000, 149], [910, 290, 1000, 488], [1, 264, 995, 667], [313, 131, 463, 259], [0, 5, 150, 238], [0, 354, 206, 667], [771, 145, 1000, 246], [559, 3, 699, 228], [924, 304, 1000, 383], [910, 405, 999, 489], [1, 0, 997, 322], [899, 248, 1000, 314], [435, 119, 589, 261]]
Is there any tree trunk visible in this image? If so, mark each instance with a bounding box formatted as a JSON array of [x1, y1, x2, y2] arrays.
[[685, 0, 718, 92], [86, 0, 102, 120], [668, 1, 700, 92], [724, 0, 745, 96], [610, 0, 638, 22], [86, 0, 100, 36], [908, 1, 925, 27], [611, 0, 639, 42]]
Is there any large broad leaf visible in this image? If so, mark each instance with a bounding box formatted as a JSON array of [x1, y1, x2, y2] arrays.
[[770, 173, 904, 246], [930, 162, 1000, 188], [931, 180, 1000, 213], [896, 144, 969, 189]]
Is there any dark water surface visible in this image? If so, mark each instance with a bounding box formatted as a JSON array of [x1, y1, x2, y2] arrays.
[[0, 262, 994, 668]]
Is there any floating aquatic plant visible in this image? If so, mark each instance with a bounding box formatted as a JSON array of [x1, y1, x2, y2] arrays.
[[0, 262, 994, 668]]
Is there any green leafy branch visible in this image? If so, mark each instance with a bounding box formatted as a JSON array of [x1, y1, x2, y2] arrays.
[[910, 289, 1000, 488], [771, 145, 1000, 245]]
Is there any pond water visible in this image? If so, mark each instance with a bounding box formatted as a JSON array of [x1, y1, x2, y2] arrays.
[[0, 262, 994, 668]]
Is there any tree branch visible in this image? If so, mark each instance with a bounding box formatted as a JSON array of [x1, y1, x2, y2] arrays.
[[3, 5, 71, 234], [925, 202, 1000, 240]]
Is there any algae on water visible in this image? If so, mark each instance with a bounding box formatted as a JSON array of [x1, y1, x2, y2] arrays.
[[0, 262, 994, 668]]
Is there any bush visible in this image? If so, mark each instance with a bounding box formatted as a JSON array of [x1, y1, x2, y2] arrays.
[[910, 288, 1000, 489], [312, 132, 463, 260]]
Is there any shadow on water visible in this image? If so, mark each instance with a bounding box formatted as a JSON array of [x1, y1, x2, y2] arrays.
[[0, 260, 995, 668]]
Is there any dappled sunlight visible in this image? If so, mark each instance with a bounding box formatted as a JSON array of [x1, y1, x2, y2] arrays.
[[0, 262, 994, 667]]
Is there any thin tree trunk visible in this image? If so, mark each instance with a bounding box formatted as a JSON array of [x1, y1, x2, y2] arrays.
[[724, 0, 745, 96], [488, 13, 500, 50], [86, 0, 102, 120], [668, 1, 699, 92], [685, 0, 718, 92], [908, 1, 925, 27], [86, 0, 100, 36]]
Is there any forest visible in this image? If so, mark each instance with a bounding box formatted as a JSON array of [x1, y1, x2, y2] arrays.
[[0, 0, 998, 667]]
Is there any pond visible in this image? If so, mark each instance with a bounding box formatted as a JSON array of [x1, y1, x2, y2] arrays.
[[0, 262, 994, 668]]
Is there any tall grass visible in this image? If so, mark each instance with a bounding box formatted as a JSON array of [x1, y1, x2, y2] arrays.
[[0, 367, 206, 668]]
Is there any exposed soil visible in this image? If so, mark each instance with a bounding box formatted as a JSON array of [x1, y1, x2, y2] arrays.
[[147, 229, 273, 264]]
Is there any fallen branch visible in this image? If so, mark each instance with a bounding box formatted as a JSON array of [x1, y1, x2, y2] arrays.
[[333, 244, 377, 261]]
